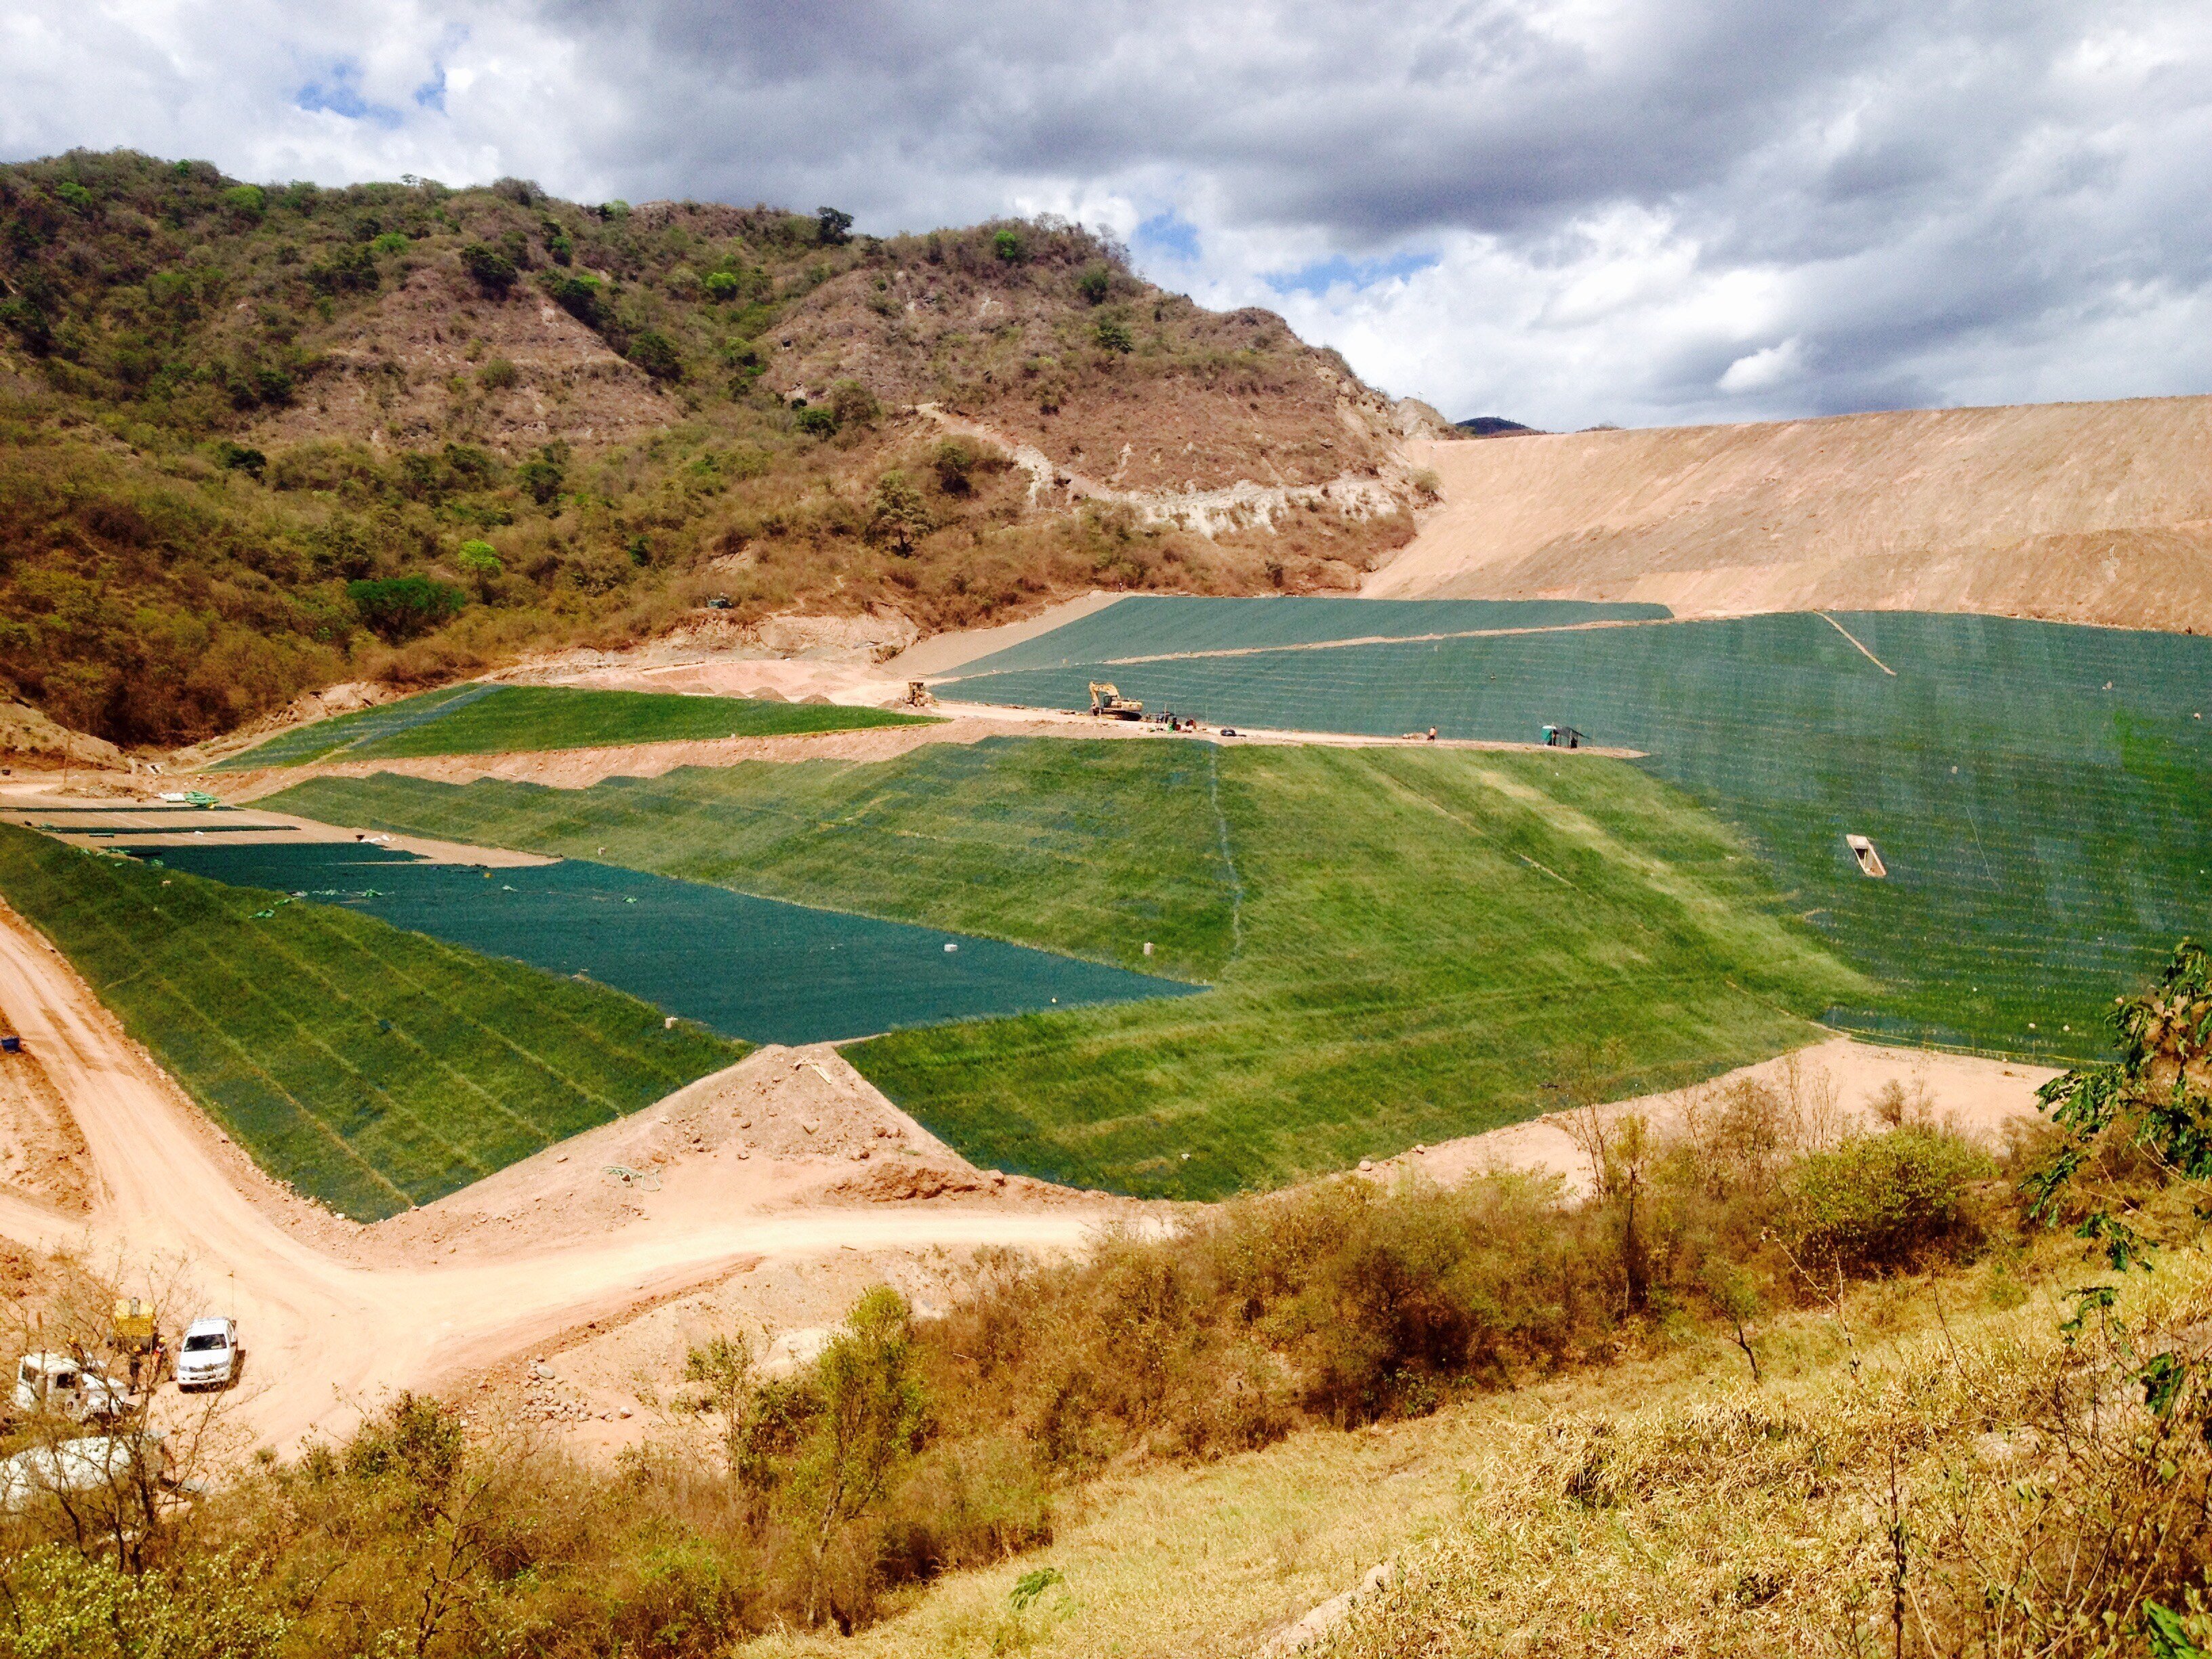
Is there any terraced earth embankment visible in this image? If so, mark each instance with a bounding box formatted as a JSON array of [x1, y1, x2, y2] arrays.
[[1374, 394, 2212, 632], [939, 599, 2212, 1060], [0, 823, 743, 1219], [216, 684, 932, 769], [268, 736, 1864, 1198]]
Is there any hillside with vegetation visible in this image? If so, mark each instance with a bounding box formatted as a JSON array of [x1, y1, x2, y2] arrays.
[[0, 151, 1427, 750], [4, 959, 2208, 1654]]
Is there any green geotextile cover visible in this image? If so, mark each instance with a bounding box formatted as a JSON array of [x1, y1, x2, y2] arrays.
[[950, 607, 2212, 1059], [0, 824, 744, 1218], [125, 840, 1202, 1048], [947, 595, 1671, 678]]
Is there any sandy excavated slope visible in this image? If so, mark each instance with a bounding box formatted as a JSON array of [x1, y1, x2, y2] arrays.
[[1370, 1036, 2055, 1195], [1372, 396, 2212, 632], [0, 897, 1128, 1454]]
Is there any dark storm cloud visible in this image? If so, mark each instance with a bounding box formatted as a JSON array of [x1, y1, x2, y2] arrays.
[[533, 0, 1883, 236], [5, 0, 2210, 424]]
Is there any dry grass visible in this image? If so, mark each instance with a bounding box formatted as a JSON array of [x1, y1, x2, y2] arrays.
[[727, 1216, 2210, 1659], [1318, 1260, 2212, 1657]]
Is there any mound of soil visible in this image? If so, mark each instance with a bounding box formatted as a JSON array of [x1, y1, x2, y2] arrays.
[[1376, 396, 2212, 634]]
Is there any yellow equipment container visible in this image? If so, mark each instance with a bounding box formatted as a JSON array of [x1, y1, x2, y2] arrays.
[[110, 1298, 156, 1355]]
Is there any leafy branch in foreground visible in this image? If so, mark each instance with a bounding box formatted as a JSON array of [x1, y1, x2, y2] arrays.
[[2024, 936, 2212, 1655], [2028, 937, 2212, 1272]]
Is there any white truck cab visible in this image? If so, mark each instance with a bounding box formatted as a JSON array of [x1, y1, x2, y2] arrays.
[[13, 1353, 129, 1422], [175, 1317, 239, 1392]]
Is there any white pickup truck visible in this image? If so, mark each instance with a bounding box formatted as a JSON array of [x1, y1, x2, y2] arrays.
[[175, 1317, 239, 1392]]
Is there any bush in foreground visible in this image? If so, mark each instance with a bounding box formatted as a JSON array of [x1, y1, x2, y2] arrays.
[[0, 1108, 2011, 1650], [1780, 1127, 1994, 1278]]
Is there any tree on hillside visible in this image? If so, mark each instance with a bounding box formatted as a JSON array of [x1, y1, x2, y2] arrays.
[[347, 576, 466, 642], [866, 470, 933, 556], [2030, 937, 2212, 1270], [795, 1288, 924, 1624]]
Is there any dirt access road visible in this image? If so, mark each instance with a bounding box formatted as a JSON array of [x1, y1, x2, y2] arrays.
[[0, 901, 1120, 1454]]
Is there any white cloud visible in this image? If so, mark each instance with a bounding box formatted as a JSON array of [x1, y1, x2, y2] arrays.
[[1717, 337, 1804, 395], [5, 0, 2211, 429]]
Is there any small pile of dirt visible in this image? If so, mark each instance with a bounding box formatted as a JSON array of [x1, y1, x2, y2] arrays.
[[372, 1043, 988, 1260], [665, 1045, 955, 1164], [833, 1161, 993, 1202]]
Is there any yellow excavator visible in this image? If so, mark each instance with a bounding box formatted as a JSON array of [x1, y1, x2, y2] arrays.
[[1088, 682, 1145, 720]]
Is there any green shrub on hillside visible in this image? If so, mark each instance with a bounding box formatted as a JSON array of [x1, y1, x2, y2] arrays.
[[346, 575, 466, 642], [306, 242, 377, 294], [865, 469, 931, 555], [544, 270, 604, 325], [459, 242, 516, 293], [514, 445, 564, 502], [1782, 1128, 1994, 1277], [626, 329, 682, 381], [455, 539, 502, 579]]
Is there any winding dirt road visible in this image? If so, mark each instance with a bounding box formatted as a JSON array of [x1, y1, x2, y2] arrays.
[[0, 903, 1112, 1453]]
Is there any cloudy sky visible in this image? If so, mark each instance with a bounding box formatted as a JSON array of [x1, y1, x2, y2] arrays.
[[5, 0, 2209, 430]]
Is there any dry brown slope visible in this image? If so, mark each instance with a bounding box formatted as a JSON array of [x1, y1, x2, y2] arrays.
[[1369, 395, 2212, 632]]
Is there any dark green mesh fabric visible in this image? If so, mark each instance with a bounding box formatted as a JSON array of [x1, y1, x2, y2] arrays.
[[127, 842, 1200, 1046], [950, 607, 2212, 1059]]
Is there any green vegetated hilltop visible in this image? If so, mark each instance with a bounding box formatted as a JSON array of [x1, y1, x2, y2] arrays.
[[0, 150, 1420, 753], [216, 682, 931, 767], [0, 822, 742, 1218], [272, 735, 1865, 1198], [945, 602, 2212, 1061]]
